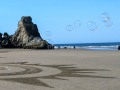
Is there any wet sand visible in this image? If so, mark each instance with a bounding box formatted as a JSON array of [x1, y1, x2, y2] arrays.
[[0, 49, 120, 90]]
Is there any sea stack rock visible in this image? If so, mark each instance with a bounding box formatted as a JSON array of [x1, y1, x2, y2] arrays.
[[12, 16, 42, 47], [12, 16, 53, 49]]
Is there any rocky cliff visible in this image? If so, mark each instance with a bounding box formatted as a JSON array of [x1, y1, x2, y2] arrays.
[[12, 16, 42, 47], [0, 16, 54, 49]]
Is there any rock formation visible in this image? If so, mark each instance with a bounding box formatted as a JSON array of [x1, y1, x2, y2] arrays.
[[12, 16, 42, 47], [0, 16, 54, 49], [0, 32, 15, 48]]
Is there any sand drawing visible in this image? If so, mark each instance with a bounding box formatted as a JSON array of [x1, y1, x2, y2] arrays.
[[0, 62, 115, 88]]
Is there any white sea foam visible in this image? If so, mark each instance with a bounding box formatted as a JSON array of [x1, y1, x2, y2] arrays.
[[82, 45, 118, 50]]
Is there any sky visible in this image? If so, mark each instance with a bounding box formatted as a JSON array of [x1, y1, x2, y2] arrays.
[[0, 0, 120, 44]]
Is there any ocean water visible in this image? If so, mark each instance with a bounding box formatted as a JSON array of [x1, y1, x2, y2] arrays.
[[54, 42, 120, 50]]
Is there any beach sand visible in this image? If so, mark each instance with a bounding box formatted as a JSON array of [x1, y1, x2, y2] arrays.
[[0, 49, 120, 90]]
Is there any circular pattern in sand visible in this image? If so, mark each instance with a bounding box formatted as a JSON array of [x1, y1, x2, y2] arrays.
[[0, 62, 114, 88], [0, 62, 61, 79]]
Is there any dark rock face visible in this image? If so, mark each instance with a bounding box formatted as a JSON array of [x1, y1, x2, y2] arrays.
[[12, 16, 42, 47], [0, 32, 15, 48]]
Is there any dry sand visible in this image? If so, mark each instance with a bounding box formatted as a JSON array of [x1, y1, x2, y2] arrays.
[[0, 49, 120, 90]]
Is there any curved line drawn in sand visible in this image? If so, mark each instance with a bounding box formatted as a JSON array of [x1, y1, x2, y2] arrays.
[[0, 62, 116, 88], [0, 51, 9, 53], [0, 57, 6, 58]]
